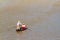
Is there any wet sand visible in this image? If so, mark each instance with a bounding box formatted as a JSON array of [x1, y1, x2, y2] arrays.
[[0, 0, 60, 40]]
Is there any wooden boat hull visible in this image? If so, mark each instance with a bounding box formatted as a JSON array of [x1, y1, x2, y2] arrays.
[[16, 27, 27, 32]]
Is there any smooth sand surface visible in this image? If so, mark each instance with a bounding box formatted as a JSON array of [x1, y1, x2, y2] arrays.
[[0, 0, 60, 40]]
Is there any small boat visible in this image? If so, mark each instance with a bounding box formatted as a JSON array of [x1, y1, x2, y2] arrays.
[[16, 27, 27, 32]]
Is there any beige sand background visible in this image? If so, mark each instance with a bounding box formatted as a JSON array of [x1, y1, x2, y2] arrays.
[[0, 0, 60, 40]]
